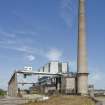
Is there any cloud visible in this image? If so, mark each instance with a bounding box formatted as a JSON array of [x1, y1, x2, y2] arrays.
[[46, 48, 62, 60], [0, 28, 17, 39], [0, 27, 37, 41], [60, 0, 73, 27], [0, 30, 16, 38], [89, 73, 101, 83], [14, 46, 34, 53], [89, 71, 104, 83], [0, 29, 63, 61], [15, 30, 37, 36], [89, 69, 105, 89], [26, 55, 35, 61], [0, 28, 39, 54], [0, 39, 15, 44]]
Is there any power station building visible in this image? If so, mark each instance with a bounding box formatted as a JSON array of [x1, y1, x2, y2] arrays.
[[8, 61, 77, 96], [8, 0, 89, 97], [38, 61, 76, 94]]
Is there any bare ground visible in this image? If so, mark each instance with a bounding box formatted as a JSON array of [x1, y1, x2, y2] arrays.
[[0, 96, 27, 105], [95, 96, 105, 105], [24, 95, 95, 105]]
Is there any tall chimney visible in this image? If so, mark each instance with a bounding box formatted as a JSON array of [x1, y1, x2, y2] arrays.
[[77, 0, 88, 95]]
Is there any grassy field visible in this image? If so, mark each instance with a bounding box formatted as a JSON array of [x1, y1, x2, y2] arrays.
[[24, 96, 95, 105]]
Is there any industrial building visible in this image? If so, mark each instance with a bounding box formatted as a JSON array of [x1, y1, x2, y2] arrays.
[[38, 61, 77, 94], [8, 0, 89, 97], [8, 61, 77, 96]]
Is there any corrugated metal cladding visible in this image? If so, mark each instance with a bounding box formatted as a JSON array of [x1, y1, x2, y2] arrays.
[[50, 61, 59, 73], [62, 62, 68, 73], [50, 61, 68, 73], [40, 61, 68, 74], [38, 61, 68, 74], [44, 64, 49, 72]]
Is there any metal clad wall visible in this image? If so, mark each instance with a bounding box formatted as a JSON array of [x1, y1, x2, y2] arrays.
[[39, 67, 44, 78], [62, 63, 68, 73], [58, 63, 62, 73], [8, 73, 18, 96], [50, 61, 58, 73], [44, 64, 49, 73]]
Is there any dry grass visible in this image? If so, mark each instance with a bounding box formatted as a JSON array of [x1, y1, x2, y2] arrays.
[[95, 96, 105, 99], [24, 96, 95, 105]]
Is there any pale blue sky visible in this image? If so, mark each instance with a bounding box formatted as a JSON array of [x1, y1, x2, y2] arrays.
[[0, 0, 105, 90]]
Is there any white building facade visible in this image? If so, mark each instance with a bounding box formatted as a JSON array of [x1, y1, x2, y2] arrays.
[[39, 61, 69, 74]]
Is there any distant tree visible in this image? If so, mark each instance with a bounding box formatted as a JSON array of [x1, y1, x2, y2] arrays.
[[0, 89, 6, 96]]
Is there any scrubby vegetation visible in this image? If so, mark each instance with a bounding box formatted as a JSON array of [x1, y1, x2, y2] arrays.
[[24, 96, 95, 105], [0, 89, 6, 96]]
